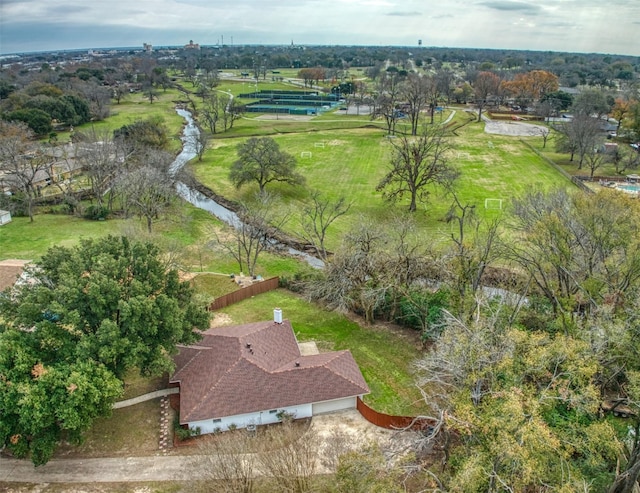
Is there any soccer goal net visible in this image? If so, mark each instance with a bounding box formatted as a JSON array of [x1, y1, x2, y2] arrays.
[[300, 151, 312, 158], [484, 198, 503, 210]]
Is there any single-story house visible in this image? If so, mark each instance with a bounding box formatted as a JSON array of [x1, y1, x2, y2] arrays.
[[0, 210, 11, 226], [170, 309, 370, 434]]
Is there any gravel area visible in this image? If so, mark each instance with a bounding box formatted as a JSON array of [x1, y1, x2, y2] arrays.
[[484, 120, 548, 137]]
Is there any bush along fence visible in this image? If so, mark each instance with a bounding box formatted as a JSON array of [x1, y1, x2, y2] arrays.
[[208, 276, 280, 311], [357, 397, 435, 432]]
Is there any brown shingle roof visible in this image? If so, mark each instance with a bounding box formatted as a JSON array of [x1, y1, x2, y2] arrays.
[[0, 259, 28, 292], [170, 319, 369, 423]]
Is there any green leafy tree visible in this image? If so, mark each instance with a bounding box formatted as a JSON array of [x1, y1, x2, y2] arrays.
[[229, 137, 304, 193], [0, 236, 209, 464], [6, 108, 52, 135], [416, 310, 620, 492]]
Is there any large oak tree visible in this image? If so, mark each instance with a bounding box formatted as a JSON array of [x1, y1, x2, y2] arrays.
[[230, 137, 304, 193], [0, 236, 209, 465]]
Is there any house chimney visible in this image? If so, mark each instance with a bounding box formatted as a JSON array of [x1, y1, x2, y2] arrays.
[[274, 308, 283, 324]]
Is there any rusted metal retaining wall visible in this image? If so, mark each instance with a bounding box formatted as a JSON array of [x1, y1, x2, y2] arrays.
[[208, 277, 280, 311], [356, 397, 434, 431]]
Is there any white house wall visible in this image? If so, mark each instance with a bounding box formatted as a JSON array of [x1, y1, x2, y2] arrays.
[[188, 403, 313, 434], [311, 396, 358, 415]]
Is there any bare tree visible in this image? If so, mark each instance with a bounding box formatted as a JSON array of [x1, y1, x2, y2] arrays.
[[554, 113, 602, 168], [309, 215, 433, 324], [118, 150, 176, 233], [200, 92, 222, 134], [613, 146, 640, 175], [376, 125, 456, 213], [583, 141, 607, 179], [299, 191, 351, 260], [187, 125, 209, 162], [257, 422, 319, 493], [0, 121, 50, 222], [435, 68, 455, 105], [372, 72, 404, 135], [213, 192, 290, 277], [401, 73, 429, 135], [445, 191, 502, 320], [195, 431, 257, 493], [473, 71, 501, 122], [74, 128, 123, 209]]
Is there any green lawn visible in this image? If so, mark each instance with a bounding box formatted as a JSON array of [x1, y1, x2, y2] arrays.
[[51, 88, 187, 150]]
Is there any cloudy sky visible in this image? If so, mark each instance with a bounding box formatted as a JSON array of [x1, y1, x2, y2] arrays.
[[1, 0, 638, 56]]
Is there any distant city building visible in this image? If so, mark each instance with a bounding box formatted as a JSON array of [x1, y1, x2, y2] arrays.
[[143, 43, 153, 52], [184, 40, 200, 50]]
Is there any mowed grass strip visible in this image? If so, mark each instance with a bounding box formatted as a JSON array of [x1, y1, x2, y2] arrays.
[[211, 289, 426, 416]]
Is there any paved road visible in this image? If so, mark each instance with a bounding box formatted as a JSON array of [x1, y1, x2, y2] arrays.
[[0, 455, 202, 482]]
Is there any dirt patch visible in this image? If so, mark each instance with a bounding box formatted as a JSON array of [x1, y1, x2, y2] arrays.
[[210, 312, 233, 327], [298, 341, 320, 355], [312, 409, 417, 463], [484, 120, 547, 137], [328, 139, 347, 146]]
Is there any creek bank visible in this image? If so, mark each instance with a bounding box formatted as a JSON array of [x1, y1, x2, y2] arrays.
[[188, 180, 322, 257]]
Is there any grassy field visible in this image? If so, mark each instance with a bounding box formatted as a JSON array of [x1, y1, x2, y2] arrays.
[[191, 108, 574, 252], [50, 88, 188, 150]]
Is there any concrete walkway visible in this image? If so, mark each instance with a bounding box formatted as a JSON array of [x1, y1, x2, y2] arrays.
[[112, 387, 179, 409]]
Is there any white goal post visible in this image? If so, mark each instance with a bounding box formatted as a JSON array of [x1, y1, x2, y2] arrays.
[[300, 151, 312, 158], [484, 198, 503, 210]]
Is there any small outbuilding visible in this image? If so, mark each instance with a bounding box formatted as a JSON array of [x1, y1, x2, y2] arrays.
[[626, 174, 640, 183], [0, 210, 11, 226]]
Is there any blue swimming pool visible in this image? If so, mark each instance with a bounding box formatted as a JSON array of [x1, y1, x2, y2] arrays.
[[617, 184, 640, 192]]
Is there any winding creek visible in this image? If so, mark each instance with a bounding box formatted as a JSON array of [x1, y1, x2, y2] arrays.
[[170, 108, 324, 269]]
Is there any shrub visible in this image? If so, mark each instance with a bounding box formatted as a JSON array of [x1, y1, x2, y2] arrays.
[[83, 204, 109, 221]]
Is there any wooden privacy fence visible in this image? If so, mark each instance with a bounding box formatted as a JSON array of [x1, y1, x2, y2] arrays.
[[357, 397, 435, 432], [208, 276, 280, 311]]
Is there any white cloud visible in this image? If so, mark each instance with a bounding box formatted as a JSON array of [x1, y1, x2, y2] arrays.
[[0, 0, 637, 55]]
